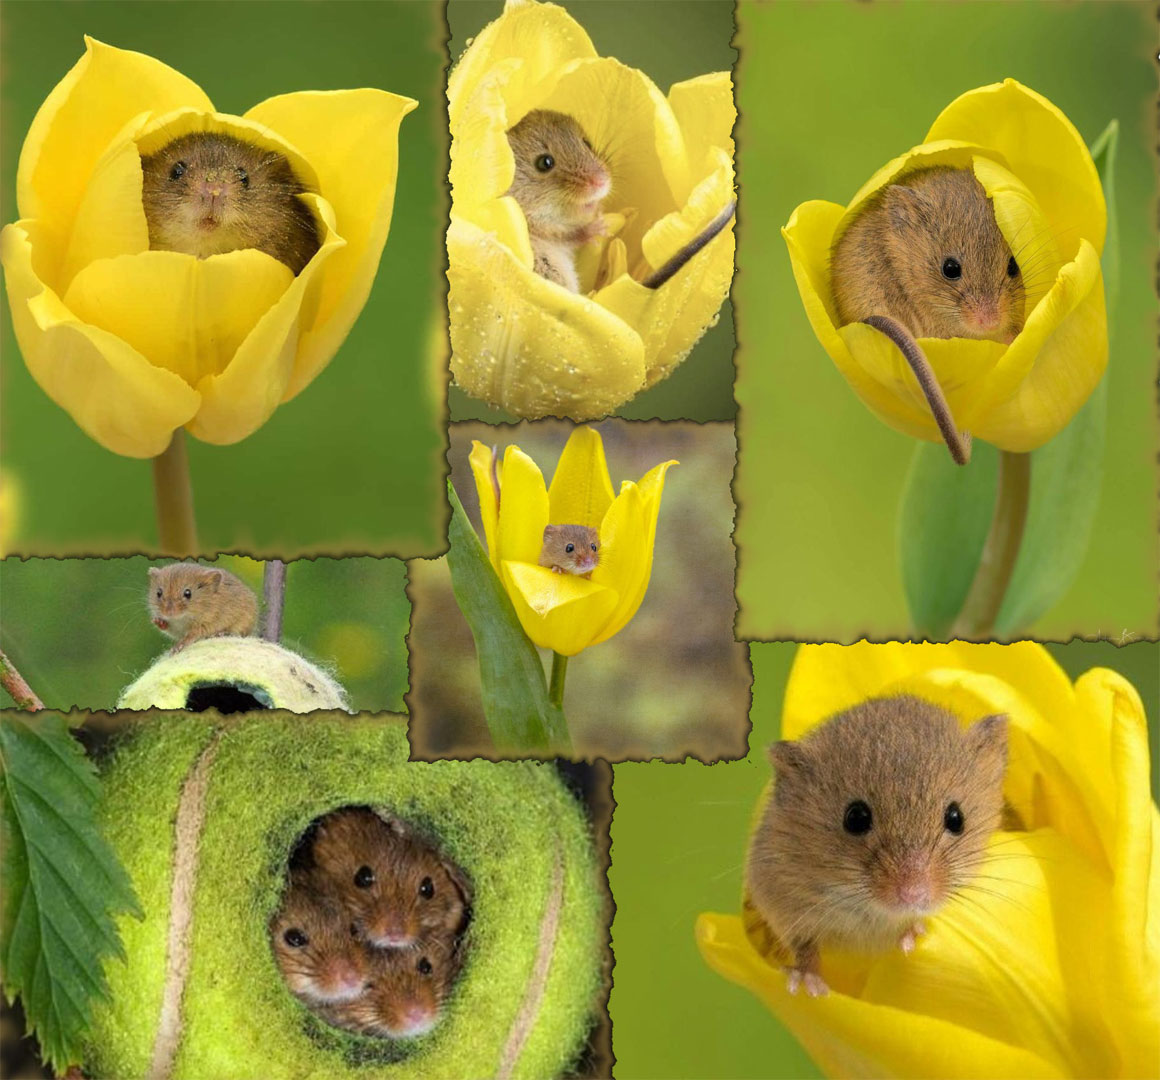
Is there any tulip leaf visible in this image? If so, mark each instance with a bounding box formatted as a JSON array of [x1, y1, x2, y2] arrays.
[[445, 482, 570, 752], [898, 442, 998, 638], [0, 714, 142, 1073]]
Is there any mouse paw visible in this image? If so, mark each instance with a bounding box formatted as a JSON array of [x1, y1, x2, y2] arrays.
[[785, 968, 829, 997], [899, 921, 927, 955]]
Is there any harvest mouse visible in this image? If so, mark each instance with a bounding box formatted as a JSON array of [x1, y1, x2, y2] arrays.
[[148, 562, 259, 653], [745, 695, 1007, 997], [506, 109, 612, 292], [270, 875, 372, 1007], [320, 938, 462, 1039], [307, 808, 471, 948], [140, 131, 321, 274], [538, 524, 600, 578]]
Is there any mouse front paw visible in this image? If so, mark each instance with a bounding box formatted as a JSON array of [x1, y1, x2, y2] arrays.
[[899, 920, 927, 955], [785, 967, 829, 997]]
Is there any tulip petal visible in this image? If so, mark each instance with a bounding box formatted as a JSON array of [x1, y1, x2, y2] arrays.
[[16, 37, 213, 240], [668, 72, 735, 162], [925, 79, 1105, 262], [547, 426, 615, 527], [468, 441, 502, 567], [696, 914, 1064, 1079], [501, 560, 619, 656], [448, 218, 646, 420], [244, 89, 417, 398], [1, 220, 200, 458], [496, 446, 550, 566]]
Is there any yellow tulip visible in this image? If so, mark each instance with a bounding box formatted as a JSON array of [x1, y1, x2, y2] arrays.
[[447, 0, 735, 420], [784, 79, 1108, 453], [0, 37, 415, 458], [698, 641, 1159, 1079], [467, 427, 676, 656]]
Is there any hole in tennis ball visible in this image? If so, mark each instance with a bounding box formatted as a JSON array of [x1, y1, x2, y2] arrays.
[[270, 806, 472, 1039], [185, 681, 273, 712]]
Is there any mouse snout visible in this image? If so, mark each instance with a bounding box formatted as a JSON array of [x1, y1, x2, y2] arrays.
[[318, 956, 367, 1002], [368, 914, 415, 949], [586, 168, 611, 202], [961, 299, 1001, 337], [392, 1003, 437, 1038]]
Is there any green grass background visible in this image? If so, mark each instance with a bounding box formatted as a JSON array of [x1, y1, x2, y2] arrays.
[[733, 0, 1156, 640], [609, 638, 1160, 1079], [445, 0, 738, 424], [0, 556, 409, 712], [0, 1, 447, 556]]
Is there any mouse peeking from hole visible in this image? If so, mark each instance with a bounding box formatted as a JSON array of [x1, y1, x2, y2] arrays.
[[745, 695, 1008, 997]]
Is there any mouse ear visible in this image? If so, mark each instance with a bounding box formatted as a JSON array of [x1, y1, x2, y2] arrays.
[[968, 713, 1008, 763], [767, 740, 809, 777], [440, 853, 474, 909], [202, 568, 224, 591], [147, 567, 160, 580], [884, 183, 928, 231], [542, 525, 559, 541]]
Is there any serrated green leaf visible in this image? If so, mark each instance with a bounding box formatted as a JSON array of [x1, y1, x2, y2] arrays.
[[445, 482, 571, 752], [899, 441, 998, 638], [0, 714, 141, 1073]]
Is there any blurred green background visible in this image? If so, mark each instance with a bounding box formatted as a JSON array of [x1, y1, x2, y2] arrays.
[[609, 638, 1160, 1079], [0, 1, 447, 556], [408, 420, 751, 761], [733, 0, 1155, 640], [446, 0, 737, 425], [0, 556, 409, 712]]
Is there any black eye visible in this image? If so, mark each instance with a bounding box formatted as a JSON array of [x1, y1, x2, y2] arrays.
[[283, 928, 308, 948], [182, 588, 192, 600], [349, 923, 359, 938], [565, 543, 575, 553], [169, 161, 187, 180], [354, 866, 375, 888], [941, 257, 962, 280], [419, 876, 434, 900], [155, 589, 162, 599], [237, 167, 249, 188], [944, 802, 964, 834], [1007, 255, 1019, 278], [417, 957, 432, 976], [534, 154, 554, 173], [590, 543, 598, 552], [843, 800, 873, 835]]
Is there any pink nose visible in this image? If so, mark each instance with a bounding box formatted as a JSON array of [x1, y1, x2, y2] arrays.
[[896, 878, 932, 907]]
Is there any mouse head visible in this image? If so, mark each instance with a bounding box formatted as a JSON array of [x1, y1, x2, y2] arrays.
[[148, 564, 227, 625], [270, 879, 371, 1006], [309, 808, 471, 949], [769, 696, 1007, 919], [506, 109, 611, 230], [541, 524, 600, 576], [140, 132, 304, 253], [882, 167, 1025, 343]]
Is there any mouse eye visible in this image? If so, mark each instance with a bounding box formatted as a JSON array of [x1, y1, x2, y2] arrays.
[[236, 166, 249, 189], [169, 161, 188, 181], [534, 153, 555, 173], [155, 589, 162, 599], [354, 866, 376, 888], [944, 802, 964, 834], [349, 923, 359, 938], [1007, 255, 1019, 278], [419, 876, 434, 900], [182, 588, 192, 600], [843, 800, 873, 835], [565, 543, 575, 554], [283, 928, 308, 948], [941, 257, 962, 280], [417, 957, 433, 976], [590, 543, 598, 553]]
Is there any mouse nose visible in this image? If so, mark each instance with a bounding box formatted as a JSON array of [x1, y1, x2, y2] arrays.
[[397, 1006, 436, 1037], [896, 878, 932, 907]]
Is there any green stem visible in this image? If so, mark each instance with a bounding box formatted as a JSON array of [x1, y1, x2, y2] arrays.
[[953, 450, 1031, 638], [548, 652, 568, 710], [151, 430, 199, 555]]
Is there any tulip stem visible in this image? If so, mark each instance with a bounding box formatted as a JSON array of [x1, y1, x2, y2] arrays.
[[152, 430, 199, 555], [549, 652, 569, 710], [953, 450, 1031, 637]]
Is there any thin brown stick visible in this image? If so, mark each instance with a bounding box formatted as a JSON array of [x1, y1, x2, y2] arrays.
[[261, 560, 287, 643], [0, 648, 44, 711]]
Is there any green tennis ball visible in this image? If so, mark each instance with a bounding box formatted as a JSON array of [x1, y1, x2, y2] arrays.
[[85, 715, 604, 1080], [117, 638, 349, 712]]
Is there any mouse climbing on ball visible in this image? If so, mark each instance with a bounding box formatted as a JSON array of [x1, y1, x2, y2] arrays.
[[148, 562, 260, 653]]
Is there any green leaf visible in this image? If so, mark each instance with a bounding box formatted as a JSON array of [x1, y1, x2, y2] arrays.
[[899, 441, 997, 638], [0, 714, 141, 1073], [1089, 119, 1120, 320], [444, 482, 571, 752]]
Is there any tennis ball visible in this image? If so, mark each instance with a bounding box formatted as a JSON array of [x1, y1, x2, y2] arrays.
[[117, 638, 349, 713], [85, 714, 605, 1080]]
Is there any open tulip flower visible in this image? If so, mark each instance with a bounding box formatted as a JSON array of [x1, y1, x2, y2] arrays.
[[447, 0, 735, 420], [1, 37, 415, 458], [784, 79, 1108, 453], [468, 427, 676, 657], [698, 642, 1158, 1079]]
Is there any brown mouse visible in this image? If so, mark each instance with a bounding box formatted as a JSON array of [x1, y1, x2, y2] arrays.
[[537, 524, 600, 578], [831, 166, 1025, 344], [745, 695, 1007, 997], [506, 109, 612, 292], [148, 562, 259, 653], [319, 937, 462, 1040], [270, 874, 372, 1007], [307, 808, 471, 949], [140, 131, 322, 275]]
